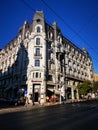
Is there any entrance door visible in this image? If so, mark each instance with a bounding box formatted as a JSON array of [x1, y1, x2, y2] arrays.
[[35, 92, 38, 102], [67, 87, 71, 99], [33, 84, 41, 103]]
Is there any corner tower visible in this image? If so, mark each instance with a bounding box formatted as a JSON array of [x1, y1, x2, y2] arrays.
[[27, 11, 46, 104]]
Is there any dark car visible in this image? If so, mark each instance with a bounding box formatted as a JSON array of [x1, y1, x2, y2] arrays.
[[15, 97, 25, 106], [7, 98, 18, 105]]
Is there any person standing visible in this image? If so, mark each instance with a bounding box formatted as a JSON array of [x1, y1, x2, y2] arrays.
[[25, 97, 28, 107]]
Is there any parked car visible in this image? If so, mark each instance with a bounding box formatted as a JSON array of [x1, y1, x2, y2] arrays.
[[15, 97, 26, 106], [1, 97, 26, 106], [6, 98, 18, 105]]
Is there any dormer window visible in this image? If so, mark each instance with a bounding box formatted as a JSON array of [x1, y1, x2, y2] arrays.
[[37, 26, 40, 33], [36, 19, 41, 23]]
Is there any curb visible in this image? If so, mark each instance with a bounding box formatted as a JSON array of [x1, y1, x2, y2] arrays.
[[0, 99, 95, 114], [0, 102, 61, 114]]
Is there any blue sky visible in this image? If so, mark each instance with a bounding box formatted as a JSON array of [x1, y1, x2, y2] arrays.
[[0, 0, 98, 73]]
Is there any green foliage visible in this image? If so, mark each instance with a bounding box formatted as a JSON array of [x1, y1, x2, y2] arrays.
[[77, 80, 92, 95], [93, 81, 98, 92]]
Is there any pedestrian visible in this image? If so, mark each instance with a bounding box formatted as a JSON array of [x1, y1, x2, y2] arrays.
[[25, 97, 28, 107], [46, 96, 49, 102], [32, 96, 35, 106], [38, 97, 40, 104]]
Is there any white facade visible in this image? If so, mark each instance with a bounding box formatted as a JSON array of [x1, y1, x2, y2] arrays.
[[0, 11, 94, 104]]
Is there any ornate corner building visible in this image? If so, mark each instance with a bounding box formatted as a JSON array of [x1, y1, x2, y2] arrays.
[[0, 11, 94, 104]]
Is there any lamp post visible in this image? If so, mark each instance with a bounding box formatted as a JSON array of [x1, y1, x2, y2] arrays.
[[60, 87, 61, 104], [59, 87, 61, 104], [65, 77, 68, 101], [59, 81, 62, 104]]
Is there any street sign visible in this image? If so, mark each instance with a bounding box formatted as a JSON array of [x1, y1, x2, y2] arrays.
[[24, 90, 27, 95]]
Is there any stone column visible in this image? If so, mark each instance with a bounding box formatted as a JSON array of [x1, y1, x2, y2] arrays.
[[76, 89, 79, 101], [40, 80, 46, 104], [71, 87, 75, 100]]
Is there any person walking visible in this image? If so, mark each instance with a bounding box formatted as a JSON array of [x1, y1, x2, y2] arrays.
[[25, 97, 28, 107]]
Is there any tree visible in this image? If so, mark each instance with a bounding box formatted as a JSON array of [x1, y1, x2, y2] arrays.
[[77, 80, 92, 96], [93, 81, 98, 93]]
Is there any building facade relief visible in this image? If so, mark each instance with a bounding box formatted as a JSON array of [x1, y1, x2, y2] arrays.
[[0, 11, 94, 104]]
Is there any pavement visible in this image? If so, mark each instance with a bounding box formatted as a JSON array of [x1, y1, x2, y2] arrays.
[[0, 99, 91, 114], [0, 101, 62, 114]]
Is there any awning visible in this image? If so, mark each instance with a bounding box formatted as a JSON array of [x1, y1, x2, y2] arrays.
[[47, 88, 54, 92], [47, 88, 60, 95], [55, 90, 60, 95], [47, 81, 55, 85]]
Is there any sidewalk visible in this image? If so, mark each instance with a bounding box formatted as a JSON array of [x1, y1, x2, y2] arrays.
[[0, 99, 88, 114], [0, 101, 61, 114]]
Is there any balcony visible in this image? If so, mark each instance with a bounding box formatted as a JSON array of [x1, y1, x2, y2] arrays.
[[56, 42, 61, 47], [49, 58, 54, 64], [49, 69, 55, 74], [66, 73, 84, 81], [48, 48, 53, 53], [51, 43, 55, 47], [34, 54, 42, 59], [48, 38, 53, 42]]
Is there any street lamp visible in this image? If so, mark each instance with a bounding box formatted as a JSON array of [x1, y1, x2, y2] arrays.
[[59, 82, 62, 104], [59, 87, 61, 104], [65, 77, 68, 101]]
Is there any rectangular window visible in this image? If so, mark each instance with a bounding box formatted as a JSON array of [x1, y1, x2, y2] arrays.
[[40, 73, 41, 78], [36, 72, 38, 78], [33, 73, 34, 78], [35, 48, 40, 56], [35, 60, 40, 66], [36, 38, 40, 45]]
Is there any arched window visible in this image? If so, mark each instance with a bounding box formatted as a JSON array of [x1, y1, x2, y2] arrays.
[[37, 26, 40, 33], [26, 31, 30, 38]]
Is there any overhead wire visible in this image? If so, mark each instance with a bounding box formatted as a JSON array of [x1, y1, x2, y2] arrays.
[[71, 10, 98, 43], [40, 0, 95, 47], [20, 0, 54, 27], [20, 0, 98, 66], [40, 0, 98, 61]]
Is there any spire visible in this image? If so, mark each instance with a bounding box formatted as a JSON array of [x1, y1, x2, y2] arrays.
[[33, 11, 44, 21], [32, 11, 45, 32]]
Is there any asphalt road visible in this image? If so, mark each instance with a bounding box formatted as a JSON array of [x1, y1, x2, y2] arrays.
[[0, 100, 98, 130]]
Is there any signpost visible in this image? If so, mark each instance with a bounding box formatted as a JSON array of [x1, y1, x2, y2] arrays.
[[24, 90, 27, 96]]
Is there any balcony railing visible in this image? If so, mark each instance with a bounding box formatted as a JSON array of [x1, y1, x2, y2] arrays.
[[49, 58, 54, 64], [34, 54, 42, 59]]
